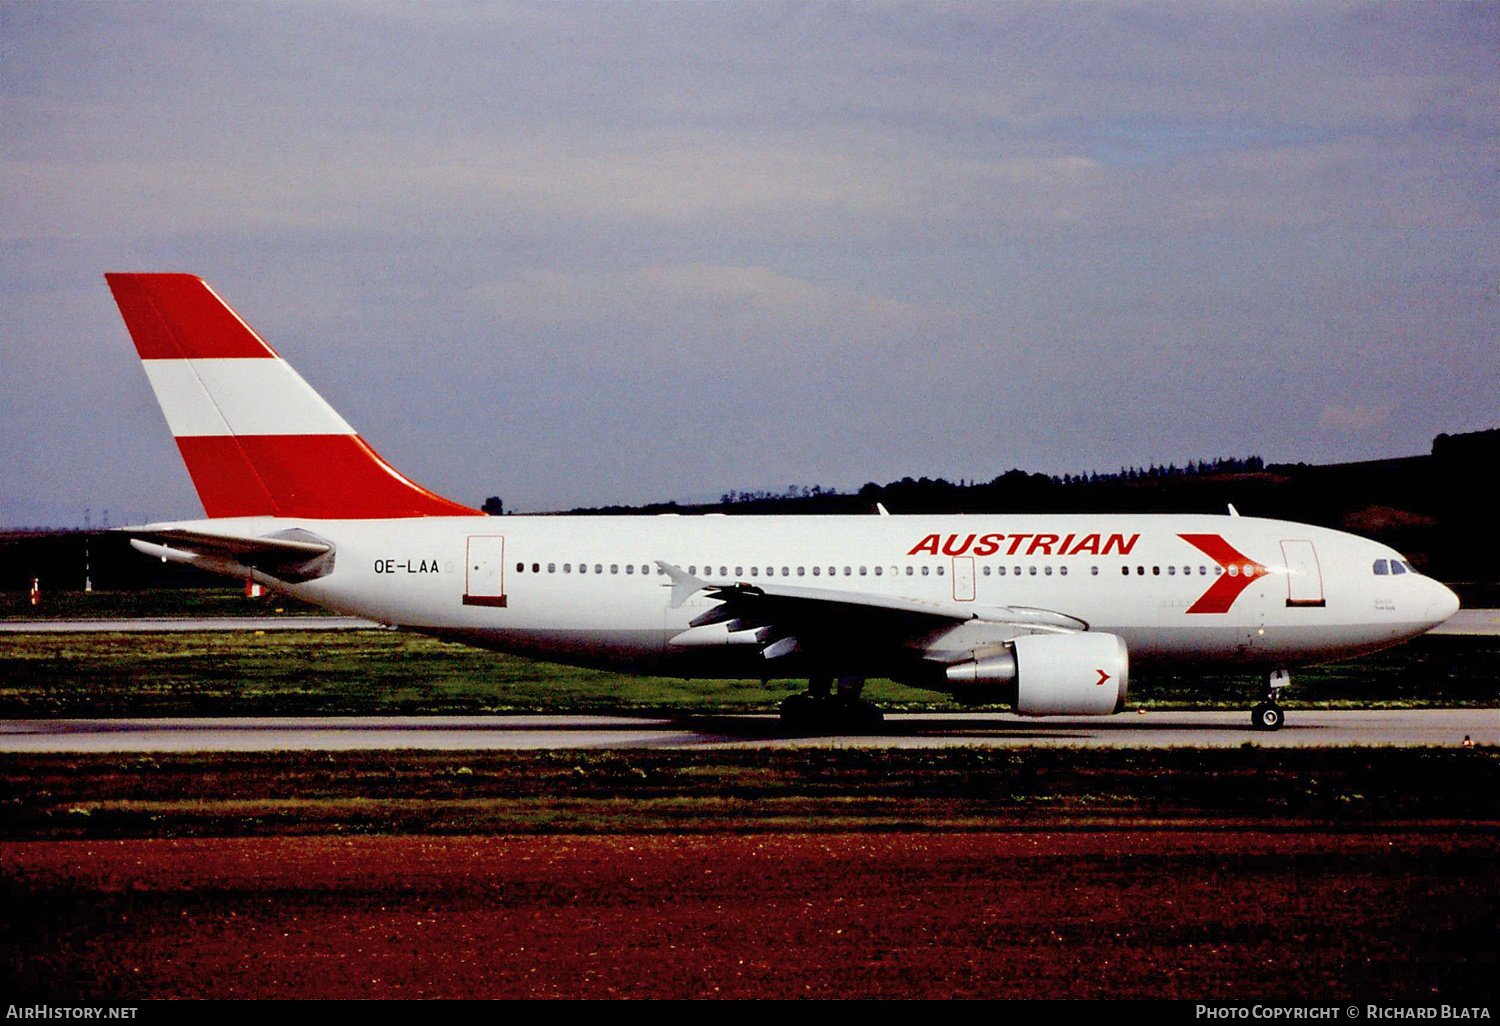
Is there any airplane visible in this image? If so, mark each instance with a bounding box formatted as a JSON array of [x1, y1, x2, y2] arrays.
[[104, 273, 1461, 732]]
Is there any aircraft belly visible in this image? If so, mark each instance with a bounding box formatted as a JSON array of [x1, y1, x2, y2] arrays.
[[1147, 621, 1429, 669]]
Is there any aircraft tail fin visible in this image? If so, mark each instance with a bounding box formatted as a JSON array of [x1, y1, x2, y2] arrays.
[[105, 273, 480, 519]]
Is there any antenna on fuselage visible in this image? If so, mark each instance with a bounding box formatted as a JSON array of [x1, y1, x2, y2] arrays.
[[1227, 503, 1241, 517]]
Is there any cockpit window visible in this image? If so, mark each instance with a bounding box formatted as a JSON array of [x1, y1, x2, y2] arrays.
[[1373, 559, 1388, 575], [1390, 560, 1406, 575]]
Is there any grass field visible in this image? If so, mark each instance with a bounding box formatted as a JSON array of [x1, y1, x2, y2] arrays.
[[1, 586, 332, 620], [0, 625, 1495, 718], [6, 588, 1495, 1000], [4, 746, 1496, 840]]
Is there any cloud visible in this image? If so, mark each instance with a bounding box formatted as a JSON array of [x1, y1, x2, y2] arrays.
[[0, 2, 1495, 523], [1320, 404, 1392, 433]]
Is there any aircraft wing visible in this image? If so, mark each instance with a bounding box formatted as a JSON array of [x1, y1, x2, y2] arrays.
[[657, 561, 1087, 663]]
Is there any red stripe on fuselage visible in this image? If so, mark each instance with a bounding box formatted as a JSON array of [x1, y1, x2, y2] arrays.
[[1178, 533, 1268, 614], [177, 435, 481, 518], [106, 274, 278, 360]]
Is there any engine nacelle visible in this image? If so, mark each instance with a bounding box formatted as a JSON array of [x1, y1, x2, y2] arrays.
[[943, 632, 1129, 716]]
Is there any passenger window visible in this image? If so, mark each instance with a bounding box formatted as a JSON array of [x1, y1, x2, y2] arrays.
[[905, 567, 914, 576], [516, 562, 524, 573], [1044, 566, 1052, 576], [626, 565, 634, 574], [532, 563, 540, 574], [874, 566, 883, 576], [594, 564, 603, 574], [982, 566, 991, 576], [812, 566, 820, 576], [798, 567, 806, 576], [844, 567, 852, 576], [936, 566, 944, 576], [610, 565, 618, 574], [921, 566, 930, 576], [735, 567, 743, 577], [548, 563, 555, 573]]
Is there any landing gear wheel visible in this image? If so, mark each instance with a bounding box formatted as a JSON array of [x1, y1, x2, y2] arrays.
[[1251, 702, 1284, 731], [838, 697, 885, 732], [779, 693, 818, 728], [778, 692, 885, 733]]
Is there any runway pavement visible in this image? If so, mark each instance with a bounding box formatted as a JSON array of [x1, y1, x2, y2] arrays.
[[0, 615, 380, 632], [1427, 608, 1500, 635], [1, 709, 1493, 753]]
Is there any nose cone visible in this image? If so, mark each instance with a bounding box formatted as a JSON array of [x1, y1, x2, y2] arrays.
[[1425, 579, 1460, 628]]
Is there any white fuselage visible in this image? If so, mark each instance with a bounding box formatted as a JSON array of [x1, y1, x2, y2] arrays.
[[152, 511, 1459, 683]]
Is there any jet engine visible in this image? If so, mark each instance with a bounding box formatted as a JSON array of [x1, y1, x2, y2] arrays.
[[940, 632, 1129, 716]]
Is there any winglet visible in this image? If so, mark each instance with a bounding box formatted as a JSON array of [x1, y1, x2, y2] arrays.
[[656, 561, 709, 608]]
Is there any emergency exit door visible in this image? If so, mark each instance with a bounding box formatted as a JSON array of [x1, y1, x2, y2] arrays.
[[952, 556, 975, 602], [463, 535, 507, 607]]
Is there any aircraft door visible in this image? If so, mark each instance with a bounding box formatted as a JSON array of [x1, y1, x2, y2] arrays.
[[1280, 540, 1326, 607], [463, 535, 507, 607]]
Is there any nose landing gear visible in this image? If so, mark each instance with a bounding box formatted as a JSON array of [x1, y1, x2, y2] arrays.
[[1251, 668, 1291, 731]]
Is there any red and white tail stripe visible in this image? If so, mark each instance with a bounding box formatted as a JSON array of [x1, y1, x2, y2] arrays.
[[106, 273, 480, 519]]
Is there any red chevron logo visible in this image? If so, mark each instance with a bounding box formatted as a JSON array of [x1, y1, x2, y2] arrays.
[[1178, 534, 1268, 614]]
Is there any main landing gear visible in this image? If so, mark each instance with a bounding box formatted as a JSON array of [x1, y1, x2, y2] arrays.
[[1250, 668, 1291, 731], [779, 673, 885, 733]]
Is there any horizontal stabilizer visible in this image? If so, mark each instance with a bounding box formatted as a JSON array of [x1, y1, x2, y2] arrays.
[[129, 526, 336, 583]]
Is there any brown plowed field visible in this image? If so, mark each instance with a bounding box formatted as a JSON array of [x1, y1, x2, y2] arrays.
[[4, 830, 1493, 999]]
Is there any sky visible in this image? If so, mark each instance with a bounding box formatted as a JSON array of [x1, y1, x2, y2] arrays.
[[2, 2, 1495, 527]]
